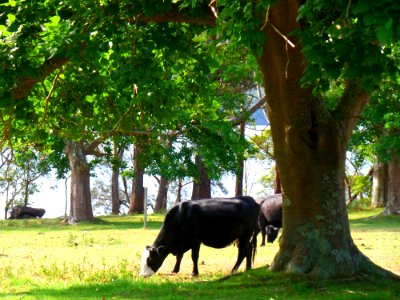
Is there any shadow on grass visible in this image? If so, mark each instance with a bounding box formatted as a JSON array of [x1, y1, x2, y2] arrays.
[[349, 213, 400, 230], [0, 215, 164, 232], [91, 217, 163, 230], [5, 268, 400, 300]]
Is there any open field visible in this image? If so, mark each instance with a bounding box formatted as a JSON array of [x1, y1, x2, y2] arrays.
[[0, 208, 399, 299]]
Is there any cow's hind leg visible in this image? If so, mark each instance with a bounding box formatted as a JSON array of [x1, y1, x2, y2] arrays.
[[191, 242, 201, 276], [172, 253, 183, 274], [231, 237, 251, 273]]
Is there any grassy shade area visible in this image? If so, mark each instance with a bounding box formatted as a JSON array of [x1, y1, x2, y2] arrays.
[[0, 208, 399, 299]]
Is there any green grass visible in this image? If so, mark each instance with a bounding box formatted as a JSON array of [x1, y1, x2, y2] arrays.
[[0, 208, 399, 299]]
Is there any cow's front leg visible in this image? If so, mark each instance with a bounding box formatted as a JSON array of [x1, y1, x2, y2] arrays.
[[191, 242, 201, 276], [172, 253, 183, 274], [259, 219, 267, 246]]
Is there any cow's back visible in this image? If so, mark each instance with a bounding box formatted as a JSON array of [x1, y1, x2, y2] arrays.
[[258, 194, 282, 226]]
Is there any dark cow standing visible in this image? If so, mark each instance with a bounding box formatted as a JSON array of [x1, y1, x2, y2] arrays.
[[256, 194, 282, 246], [141, 196, 260, 277]]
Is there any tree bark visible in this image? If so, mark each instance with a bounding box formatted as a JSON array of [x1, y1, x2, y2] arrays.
[[274, 163, 282, 194], [154, 176, 170, 212], [175, 177, 183, 204], [235, 121, 245, 197], [256, 0, 395, 278], [371, 159, 389, 208], [128, 145, 145, 214], [191, 155, 211, 200], [386, 155, 400, 215], [66, 141, 94, 222], [111, 144, 124, 215]]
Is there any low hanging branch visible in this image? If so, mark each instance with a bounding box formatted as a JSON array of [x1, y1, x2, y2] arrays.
[[229, 95, 267, 126]]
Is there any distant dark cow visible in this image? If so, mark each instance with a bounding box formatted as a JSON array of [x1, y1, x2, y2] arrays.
[[140, 196, 260, 277], [256, 194, 282, 246], [9, 206, 46, 219]]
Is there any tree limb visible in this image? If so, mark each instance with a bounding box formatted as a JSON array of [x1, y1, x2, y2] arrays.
[[230, 95, 267, 126], [334, 80, 371, 139], [84, 139, 104, 156], [133, 4, 216, 27], [12, 56, 69, 100]]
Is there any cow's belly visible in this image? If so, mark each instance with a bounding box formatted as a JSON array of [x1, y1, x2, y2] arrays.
[[200, 230, 240, 248], [202, 237, 235, 248]]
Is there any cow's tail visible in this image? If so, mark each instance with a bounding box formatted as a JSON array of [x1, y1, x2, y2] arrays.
[[250, 231, 258, 265]]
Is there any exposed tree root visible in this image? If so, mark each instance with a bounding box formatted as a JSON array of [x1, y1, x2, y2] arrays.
[[270, 247, 399, 280]]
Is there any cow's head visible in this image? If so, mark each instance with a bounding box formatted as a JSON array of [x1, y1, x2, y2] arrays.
[[266, 226, 280, 243], [140, 245, 167, 277]]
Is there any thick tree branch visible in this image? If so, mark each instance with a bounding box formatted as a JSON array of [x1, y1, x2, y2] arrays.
[[334, 80, 371, 138], [12, 56, 68, 100], [230, 95, 267, 126], [133, 4, 216, 26], [84, 139, 104, 156]]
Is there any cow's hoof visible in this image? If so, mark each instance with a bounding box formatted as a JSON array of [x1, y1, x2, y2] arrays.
[[191, 273, 199, 277]]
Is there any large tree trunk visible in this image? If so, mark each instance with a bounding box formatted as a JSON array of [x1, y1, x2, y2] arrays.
[[154, 176, 170, 212], [67, 141, 94, 222], [111, 144, 124, 215], [386, 155, 400, 215], [256, 0, 395, 278], [371, 159, 388, 208], [128, 145, 145, 214], [191, 155, 211, 200]]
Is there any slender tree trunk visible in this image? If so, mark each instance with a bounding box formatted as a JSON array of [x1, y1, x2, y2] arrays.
[[66, 141, 94, 222], [371, 159, 388, 208], [175, 177, 182, 204], [111, 169, 121, 215], [23, 161, 30, 207], [111, 144, 124, 215], [386, 155, 400, 215], [256, 0, 395, 278], [191, 155, 211, 200], [235, 121, 245, 197], [128, 145, 145, 214], [154, 176, 170, 212]]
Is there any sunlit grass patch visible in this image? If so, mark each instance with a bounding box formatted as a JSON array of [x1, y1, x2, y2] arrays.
[[0, 209, 399, 299]]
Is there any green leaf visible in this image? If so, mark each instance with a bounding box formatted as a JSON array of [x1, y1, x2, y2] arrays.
[[7, 13, 16, 25], [49, 15, 61, 26], [385, 18, 393, 30], [0, 0, 16, 7], [85, 95, 95, 103], [376, 25, 393, 44]]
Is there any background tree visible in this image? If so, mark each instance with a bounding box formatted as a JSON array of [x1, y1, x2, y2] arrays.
[[351, 46, 400, 214]]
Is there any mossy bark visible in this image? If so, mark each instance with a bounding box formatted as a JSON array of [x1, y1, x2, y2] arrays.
[[256, 0, 398, 279]]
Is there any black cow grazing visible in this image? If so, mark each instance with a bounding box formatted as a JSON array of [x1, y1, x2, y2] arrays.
[[256, 194, 282, 246], [140, 196, 260, 277]]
